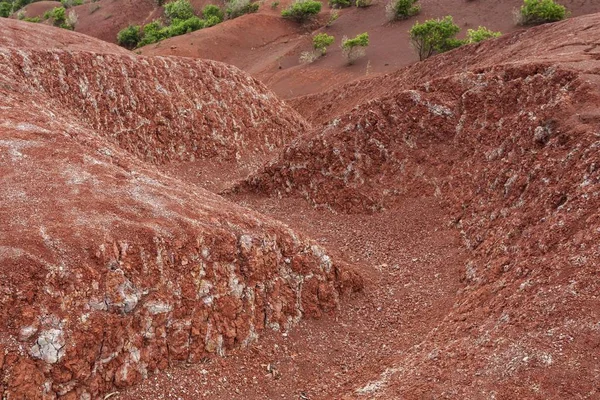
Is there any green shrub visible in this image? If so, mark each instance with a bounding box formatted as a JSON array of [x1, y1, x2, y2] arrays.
[[204, 14, 221, 26], [519, 0, 567, 25], [341, 32, 368, 64], [137, 20, 165, 46], [386, 0, 419, 21], [45, 6, 74, 28], [164, 0, 195, 21], [313, 32, 334, 55], [281, 0, 321, 22], [466, 26, 501, 43], [161, 16, 205, 36], [409, 16, 463, 60], [202, 4, 223, 22], [271, 1, 279, 8], [23, 15, 40, 21], [356, 0, 372, 7], [329, 0, 350, 9], [60, 0, 82, 8], [117, 25, 142, 48], [226, 0, 259, 18], [0, 1, 11, 17]]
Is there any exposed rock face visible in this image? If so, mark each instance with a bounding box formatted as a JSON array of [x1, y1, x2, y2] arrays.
[[1, 19, 310, 168], [237, 15, 600, 398], [0, 20, 357, 399]]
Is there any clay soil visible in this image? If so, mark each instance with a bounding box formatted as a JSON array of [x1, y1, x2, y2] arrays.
[[118, 194, 467, 400], [139, 0, 600, 98]]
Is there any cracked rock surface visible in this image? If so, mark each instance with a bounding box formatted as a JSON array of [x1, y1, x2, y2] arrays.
[[0, 19, 359, 399]]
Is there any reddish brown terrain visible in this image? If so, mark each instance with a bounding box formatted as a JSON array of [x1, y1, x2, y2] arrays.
[[1, 3, 600, 400], [138, 0, 600, 98], [0, 18, 358, 399]]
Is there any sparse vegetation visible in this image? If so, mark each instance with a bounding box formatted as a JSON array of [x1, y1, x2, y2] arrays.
[[326, 9, 339, 26], [225, 0, 259, 19], [281, 0, 322, 23], [466, 26, 501, 43], [313, 32, 334, 55], [409, 16, 462, 60], [117, 1, 225, 48], [271, 1, 279, 8], [329, 0, 350, 9], [356, 0, 372, 7], [518, 0, 567, 25], [60, 0, 82, 8], [341, 32, 369, 64], [299, 50, 319, 63], [43, 6, 75, 29], [386, 0, 419, 21]]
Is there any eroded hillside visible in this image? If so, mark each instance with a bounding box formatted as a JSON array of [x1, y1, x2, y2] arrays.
[[0, 19, 360, 399], [233, 14, 600, 398]]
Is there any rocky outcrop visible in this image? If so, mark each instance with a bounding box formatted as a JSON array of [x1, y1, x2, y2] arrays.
[[0, 20, 358, 399], [235, 15, 600, 398], [1, 19, 310, 169]]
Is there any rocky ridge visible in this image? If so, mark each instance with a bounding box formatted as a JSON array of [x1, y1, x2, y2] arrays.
[[235, 14, 600, 398], [0, 20, 359, 399]]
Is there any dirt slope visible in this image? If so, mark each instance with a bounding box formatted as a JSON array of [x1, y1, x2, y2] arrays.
[[140, 0, 600, 99], [72, 0, 163, 44], [2, 18, 311, 189], [18, 1, 61, 18], [0, 19, 360, 399], [292, 11, 600, 124], [232, 13, 600, 398]]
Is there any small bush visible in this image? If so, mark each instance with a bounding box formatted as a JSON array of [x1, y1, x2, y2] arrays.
[[60, 0, 82, 8], [326, 9, 338, 26], [466, 26, 501, 43], [329, 0, 350, 9], [137, 20, 165, 46], [313, 32, 334, 55], [23, 16, 40, 22], [117, 25, 142, 48], [0, 2, 11, 18], [281, 0, 321, 23], [45, 6, 74, 29], [356, 0, 372, 7], [164, 0, 195, 21], [518, 0, 567, 25], [409, 16, 462, 60], [386, 0, 419, 21], [341, 32, 368, 64], [271, 1, 279, 8], [299, 50, 319, 63], [226, 0, 259, 19], [202, 4, 223, 22]]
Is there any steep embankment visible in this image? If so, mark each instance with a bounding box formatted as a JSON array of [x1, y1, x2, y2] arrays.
[[235, 14, 600, 398], [0, 20, 360, 399]]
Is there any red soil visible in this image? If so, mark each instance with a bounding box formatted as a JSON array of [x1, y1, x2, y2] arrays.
[[73, 0, 163, 44], [140, 0, 600, 99], [0, 19, 359, 399], [18, 0, 61, 18], [2, 6, 600, 400], [232, 13, 600, 398]]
